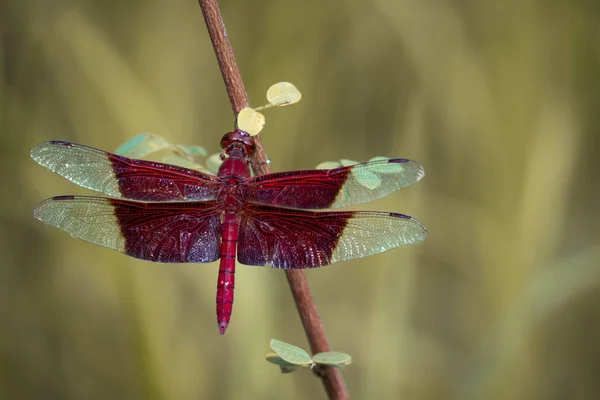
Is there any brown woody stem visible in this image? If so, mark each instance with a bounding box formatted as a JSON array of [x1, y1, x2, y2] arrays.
[[197, 1, 349, 398]]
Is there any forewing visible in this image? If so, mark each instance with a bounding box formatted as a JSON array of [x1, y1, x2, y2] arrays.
[[237, 203, 426, 268], [31, 141, 221, 201], [34, 196, 221, 263], [245, 158, 424, 209]]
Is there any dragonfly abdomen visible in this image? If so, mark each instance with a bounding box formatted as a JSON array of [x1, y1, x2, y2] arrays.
[[216, 212, 238, 334]]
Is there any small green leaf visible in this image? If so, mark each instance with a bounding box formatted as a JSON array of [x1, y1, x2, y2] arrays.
[[266, 82, 302, 107], [340, 159, 359, 167], [115, 133, 151, 156], [265, 352, 296, 367], [312, 352, 352, 368], [356, 171, 382, 190], [175, 144, 208, 157], [237, 107, 265, 135], [115, 133, 172, 158], [265, 352, 304, 374], [368, 156, 405, 174], [270, 339, 313, 366], [369, 156, 390, 162], [315, 161, 342, 170]]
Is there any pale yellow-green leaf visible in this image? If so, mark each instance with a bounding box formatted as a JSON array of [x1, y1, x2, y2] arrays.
[[237, 107, 265, 135], [315, 161, 342, 170], [265, 352, 303, 373], [266, 82, 302, 107], [312, 351, 352, 367], [368, 156, 405, 173], [175, 144, 208, 157], [265, 352, 296, 367], [357, 170, 382, 190], [340, 159, 359, 167], [341, 158, 380, 189], [115, 133, 172, 158], [269, 339, 312, 366]]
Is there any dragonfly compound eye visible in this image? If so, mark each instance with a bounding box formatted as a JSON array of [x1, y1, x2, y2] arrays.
[[220, 130, 255, 156]]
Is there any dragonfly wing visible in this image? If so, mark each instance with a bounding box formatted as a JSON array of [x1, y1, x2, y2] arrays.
[[237, 203, 426, 269], [245, 158, 424, 209], [31, 141, 222, 201], [35, 196, 221, 263]]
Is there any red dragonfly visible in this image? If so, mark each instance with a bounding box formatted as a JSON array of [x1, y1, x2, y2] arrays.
[[32, 130, 426, 334]]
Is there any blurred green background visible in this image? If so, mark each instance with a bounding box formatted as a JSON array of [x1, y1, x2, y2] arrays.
[[2, 0, 600, 399]]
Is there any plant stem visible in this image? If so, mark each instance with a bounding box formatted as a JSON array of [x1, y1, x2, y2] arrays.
[[197, 1, 349, 398]]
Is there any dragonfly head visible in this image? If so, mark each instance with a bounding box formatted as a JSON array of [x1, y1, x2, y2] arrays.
[[221, 129, 255, 157]]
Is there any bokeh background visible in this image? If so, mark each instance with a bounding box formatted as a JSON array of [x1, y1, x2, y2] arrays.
[[2, 0, 600, 399]]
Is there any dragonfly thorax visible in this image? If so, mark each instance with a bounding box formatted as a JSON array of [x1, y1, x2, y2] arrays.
[[217, 155, 251, 180], [216, 181, 246, 210]]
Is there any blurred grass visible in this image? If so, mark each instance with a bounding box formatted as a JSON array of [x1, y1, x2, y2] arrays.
[[2, 0, 600, 399]]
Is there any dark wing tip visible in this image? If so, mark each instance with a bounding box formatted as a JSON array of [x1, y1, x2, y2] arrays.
[[50, 195, 77, 201], [388, 158, 412, 164], [389, 212, 428, 238], [387, 158, 426, 183], [48, 140, 73, 147], [389, 212, 412, 219]]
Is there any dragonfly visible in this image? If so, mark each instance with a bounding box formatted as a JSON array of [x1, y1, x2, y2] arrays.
[[31, 129, 427, 334]]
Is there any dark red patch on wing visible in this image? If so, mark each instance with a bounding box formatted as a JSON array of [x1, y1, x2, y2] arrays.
[[245, 168, 351, 209], [108, 154, 222, 201], [237, 205, 427, 269], [245, 158, 424, 210], [30, 141, 222, 202], [237, 203, 351, 268], [111, 199, 221, 263]]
